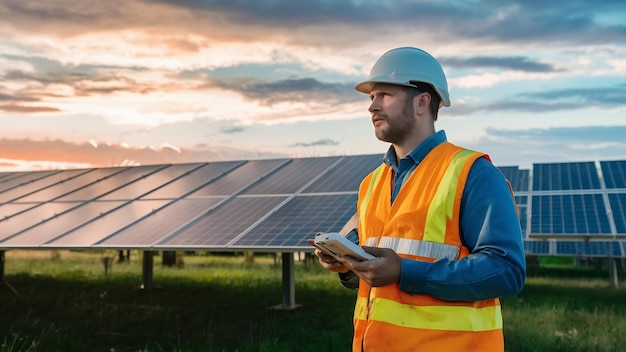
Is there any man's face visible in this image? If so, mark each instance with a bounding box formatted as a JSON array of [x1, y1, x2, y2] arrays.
[[368, 84, 416, 144]]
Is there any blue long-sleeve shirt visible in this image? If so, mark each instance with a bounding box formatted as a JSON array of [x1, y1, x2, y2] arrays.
[[342, 130, 526, 301]]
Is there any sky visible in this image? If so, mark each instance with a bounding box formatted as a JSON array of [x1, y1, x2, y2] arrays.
[[1, 0, 625, 172]]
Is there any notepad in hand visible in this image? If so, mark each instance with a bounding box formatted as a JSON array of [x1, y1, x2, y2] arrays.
[[313, 232, 375, 261]]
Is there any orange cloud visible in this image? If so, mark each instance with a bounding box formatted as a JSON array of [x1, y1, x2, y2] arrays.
[[0, 138, 288, 171], [0, 105, 62, 113]]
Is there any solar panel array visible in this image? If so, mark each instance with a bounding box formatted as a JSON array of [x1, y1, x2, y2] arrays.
[[1, 156, 625, 257], [528, 161, 625, 238], [0, 155, 383, 251], [521, 160, 626, 258]]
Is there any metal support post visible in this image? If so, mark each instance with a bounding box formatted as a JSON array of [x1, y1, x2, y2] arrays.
[[609, 258, 619, 289], [271, 252, 302, 310], [0, 251, 18, 296], [141, 251, 154, 291]]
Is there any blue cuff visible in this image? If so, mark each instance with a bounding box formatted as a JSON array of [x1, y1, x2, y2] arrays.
[[399, 258, 429, 294], [345, 228, 359, 245]]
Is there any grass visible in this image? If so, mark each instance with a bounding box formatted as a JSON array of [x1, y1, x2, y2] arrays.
[[1, 250, 625, 352]]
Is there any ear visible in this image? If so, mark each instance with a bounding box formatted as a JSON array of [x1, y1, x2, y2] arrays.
[[414, 92, 431, 116]]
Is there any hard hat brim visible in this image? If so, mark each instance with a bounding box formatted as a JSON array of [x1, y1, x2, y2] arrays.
[[354, 79, 417, 95], [355, 77, 451, 107]]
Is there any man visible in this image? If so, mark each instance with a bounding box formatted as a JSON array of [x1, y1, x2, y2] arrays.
[[311, 47, 526, 351]]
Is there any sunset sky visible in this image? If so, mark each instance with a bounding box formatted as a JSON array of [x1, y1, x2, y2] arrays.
[[1, 0, 625, 172]]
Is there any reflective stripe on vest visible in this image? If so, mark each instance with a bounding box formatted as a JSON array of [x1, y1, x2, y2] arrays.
[[354, 296, 503, 331], [358, 164, 385, 233], [364, 236, 460, 261], [424, 148, 475, 243]]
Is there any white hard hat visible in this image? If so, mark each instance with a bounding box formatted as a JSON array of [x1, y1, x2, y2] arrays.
[[355, 47, 450, 107]]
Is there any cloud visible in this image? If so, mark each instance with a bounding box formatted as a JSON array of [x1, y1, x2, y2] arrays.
[[486, 125, 626, 144], [156, 0, 454, 27], [0, 137, 288, 171], [206, 77, 361, 106], [156, 0, 626, 48], [289, 138, 341, 148], [220, 126, 245, 134], [444, 0, 626, 45], [0, 93, 19, 102], [0, 105, 61, 113], [2, 52, 361, 124], [441, 56, 557, 72], [456, 84, 626, 114], [0, 54, 173, 114], [522, 84, 626, 106], [2, 0, 624, 49]]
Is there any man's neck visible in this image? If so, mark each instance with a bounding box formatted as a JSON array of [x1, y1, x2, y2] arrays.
[[394, 127, 436, 159]]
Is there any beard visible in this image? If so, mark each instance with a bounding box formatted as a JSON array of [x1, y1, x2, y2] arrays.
[[373, 101, 415, 144]]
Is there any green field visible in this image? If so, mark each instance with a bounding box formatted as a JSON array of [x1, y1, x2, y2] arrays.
[[1, 250, 625, 352]]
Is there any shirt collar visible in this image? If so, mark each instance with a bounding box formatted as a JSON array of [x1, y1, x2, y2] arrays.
[[383, 130, 448, 169]]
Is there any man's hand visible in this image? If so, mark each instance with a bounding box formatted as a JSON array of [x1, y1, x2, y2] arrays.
[[307, 239, 350, 273], [342, 246, 402, 287]]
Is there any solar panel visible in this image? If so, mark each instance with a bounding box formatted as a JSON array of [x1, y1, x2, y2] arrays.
[[0, 170, 59, 193], [532, 162, 600, 191], [94, 198, 225, 247], [230, 194, 357, 248], [0, 202, 82, 242], [43, 200, 170, 248], [156, 196, 288, 248], [554, 241, 622, 257], [0, 172, 17, 182], [498, 166, 530, 192], [1, 201, 125, 247], [608, 193, 626, 234], [530, 194, 611, 234], [601, 160, 626, 189], [55, 165, 162, 201], [0, 169, 87, 203], [303, 154, 382, 193], [188, 159, 289, 197], [524, 240, 550, 255], [510, 193, 529, 237], [582, 241, 621, 257], [555, 241, 578, 255], [242, 156, 342, 195], [0, 171, 33, 182], [0, 170, 60, 194], [141, 161, 244, 199], [99, 163, 199, 200], [14, 168, 116, 203], [515, 195, 528, 204], [518, 206, 528, 236], [0, 203, 39, 221]]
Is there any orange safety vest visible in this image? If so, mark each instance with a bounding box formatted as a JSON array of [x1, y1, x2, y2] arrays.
[[353, 142, 504, 352]]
